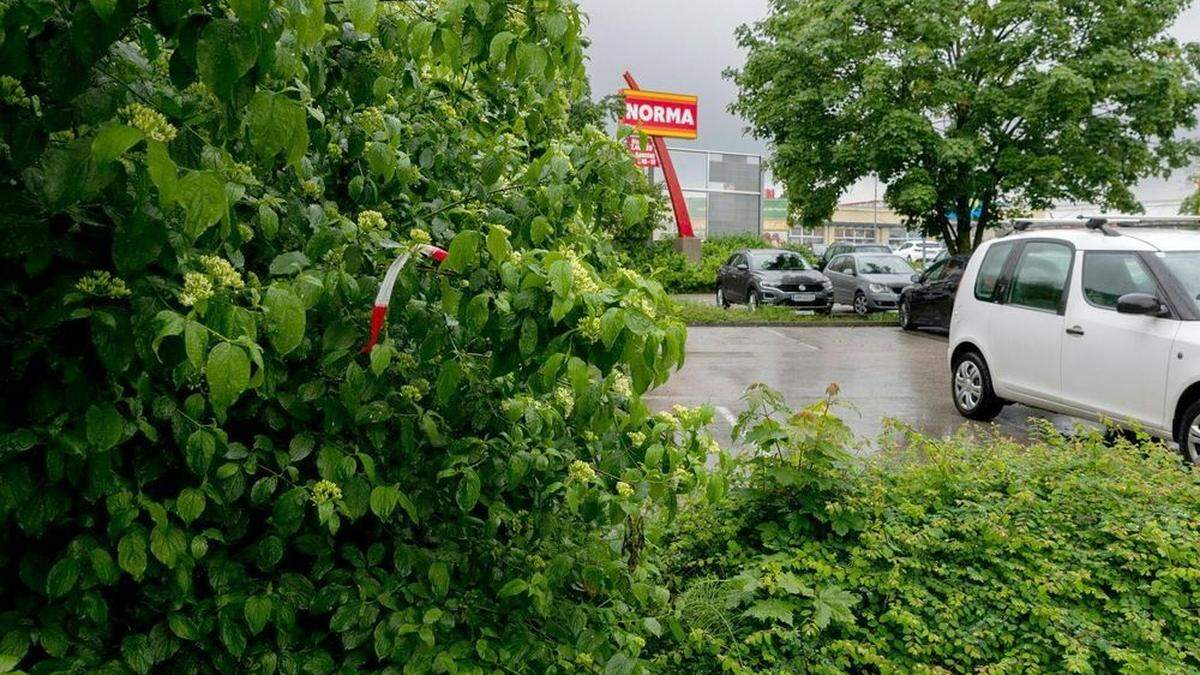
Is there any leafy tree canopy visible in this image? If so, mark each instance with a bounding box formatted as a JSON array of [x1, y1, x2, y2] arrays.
[[731, 0, 1200, 251], [0, 0, 719, 671]]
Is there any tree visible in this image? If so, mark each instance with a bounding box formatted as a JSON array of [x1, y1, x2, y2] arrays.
[[0, 0, 716, 671], [730, 0, 1200, 252], [1183, 174, 1200, 215]]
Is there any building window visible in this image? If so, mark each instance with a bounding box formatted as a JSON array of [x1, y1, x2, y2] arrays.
[[832, 226, 875, 243]]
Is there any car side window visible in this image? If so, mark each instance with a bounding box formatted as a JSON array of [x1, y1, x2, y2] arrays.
[[725, 254, 738, 266], [974, 242, 1016, 302], [1082, 252, 1160, 310], [942, 257, 965, 278], [1007, 242, 1073, 313], [923, 260, 947, 282]]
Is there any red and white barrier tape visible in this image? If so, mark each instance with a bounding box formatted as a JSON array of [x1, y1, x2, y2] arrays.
[[362, 243, 447, 354]]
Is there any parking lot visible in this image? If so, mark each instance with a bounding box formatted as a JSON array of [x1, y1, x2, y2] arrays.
[[647, 325, 1084, 449]]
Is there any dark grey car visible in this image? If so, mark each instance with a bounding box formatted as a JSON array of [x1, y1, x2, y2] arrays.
[[824, 253, 917, 315], [716, 249, 833, 312]]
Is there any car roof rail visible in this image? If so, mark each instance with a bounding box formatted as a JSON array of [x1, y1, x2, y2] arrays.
[[1006, 215, 1200, 237]]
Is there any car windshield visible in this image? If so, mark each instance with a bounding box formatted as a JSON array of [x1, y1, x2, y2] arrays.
[[857, 245, 891, 253], [751, 252, 809, 271], [1161, 252, 1200, 310], [857, 255, 914, 275]]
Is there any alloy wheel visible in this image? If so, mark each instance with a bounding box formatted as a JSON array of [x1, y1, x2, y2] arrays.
[[854, 293, 868, 315], [954, 360, 983, 411], [899, 301, 909, 328], [716, 288, 726, 308], [748, 292, 759, 311], [1186, 421, 1200, 463]]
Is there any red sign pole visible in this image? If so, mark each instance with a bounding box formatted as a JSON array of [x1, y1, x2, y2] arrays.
[[623, 71, 695, 238]]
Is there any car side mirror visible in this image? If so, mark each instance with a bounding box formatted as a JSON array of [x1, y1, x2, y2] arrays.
[[1116, 292, 1168, 317], [735, 263, 748, 271]]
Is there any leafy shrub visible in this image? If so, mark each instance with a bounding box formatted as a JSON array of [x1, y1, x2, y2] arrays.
[[669, 300, 894, 325], [0, 0, 722, 671], [625, 235, 817, 294], [655, 387, 1200, 673]]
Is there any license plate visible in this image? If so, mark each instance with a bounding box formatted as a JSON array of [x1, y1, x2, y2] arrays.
[[791, 293, 816, 302]]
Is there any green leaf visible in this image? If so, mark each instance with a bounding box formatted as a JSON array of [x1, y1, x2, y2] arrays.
[[262, 286, 306, 355], [518, 316, 538, 356], [244, 595, 273, 635], [600, 308, 623, 348], [745, 598, 795, 626], [408, 20, 436, 56], [345, 0, 377, 32], [530, 215, 552, 244], [622, 194, 648, 226], [289, 0, 325, 49], [152, 310, 185, 357], [92, 123, 145, 164], [146, 140, 178, 207], [369, 485, 399, 520], [548, 259, 571, 296], [46, 558, 80, 598], [196, 19, 260, 101], [178, 171, 227, 240], [90, 0, 116, 19], [246, 92, 309, 166], [497, 578, 526, 598], [273, 487, 307, 533], [118, 530, 148, 580], [150, 523, 188, 568], [168, 613, 200, 641], [455, 468, 480, 512], [230, 0, 269, 24], [90, 548, 120, 585], [85, 403, 124, 451], [269, 251, 310, 276], [206, 342, 251, 416], [176, 488, 206, 524], [812, 586, 857, 629], [435, 361, 461, 405], [428, 561, 450, 598], [184, 321, 208, 369], [488, 31, 515, 64], [442, 230, 481, 273]]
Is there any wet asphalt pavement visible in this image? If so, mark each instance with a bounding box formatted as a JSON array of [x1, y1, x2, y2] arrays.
[[646, 325, 1088, 451]]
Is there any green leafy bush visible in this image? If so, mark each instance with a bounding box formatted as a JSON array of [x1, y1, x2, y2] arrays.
[[0, 0, 722, 671], [656, 387, 1200, 673], [669, 300, 893, 325], [625, 235, 817, 294]]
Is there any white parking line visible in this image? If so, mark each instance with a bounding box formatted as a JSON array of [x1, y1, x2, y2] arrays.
[[765, 328, 820, 351]]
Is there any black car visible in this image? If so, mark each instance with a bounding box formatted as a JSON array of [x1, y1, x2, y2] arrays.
[[716, 249, 833, 312], [818, 242, 893, 270], [898, 255, 970, 332]]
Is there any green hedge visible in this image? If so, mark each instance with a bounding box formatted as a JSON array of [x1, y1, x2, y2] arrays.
[[625, 235, 817, 295], [654, 387, 1200, 673]]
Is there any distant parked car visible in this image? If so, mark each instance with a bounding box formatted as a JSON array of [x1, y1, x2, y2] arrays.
[[895, 240, 946, 263], [716, 249, 833, 312], [824, 253, 917, 315], [818, 242, 893, 270], [899, 255, 970, 332]]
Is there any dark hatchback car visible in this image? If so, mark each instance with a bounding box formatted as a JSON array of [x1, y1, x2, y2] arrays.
[[716, 249, 833, 312], [818, 242, 893, 270], [898, 254, 970, 332]]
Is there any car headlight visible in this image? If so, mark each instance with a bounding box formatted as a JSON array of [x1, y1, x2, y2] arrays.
[[868, 283, 887, 293], [821, 280, 832, 289]]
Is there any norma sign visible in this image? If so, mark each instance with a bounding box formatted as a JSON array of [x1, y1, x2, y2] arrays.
[[625, 134, 659, 168], [621, 89, 698, 139]]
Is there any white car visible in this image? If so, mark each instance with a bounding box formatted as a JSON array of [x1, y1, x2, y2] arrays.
[[895, 240, 946, 262], [948, 218, 1200, 461]]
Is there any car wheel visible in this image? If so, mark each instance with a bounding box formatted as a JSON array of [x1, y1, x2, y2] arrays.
[[853, 291, 869, 316], [748, 290, 760, 311], [1175, 399, 1200, 464], [716, 287, 730, 309], [952, 351, 1003, 421], [899, 298, 915, 331]]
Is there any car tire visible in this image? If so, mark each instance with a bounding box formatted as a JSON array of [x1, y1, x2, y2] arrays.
[[716, 287, 730, 309], [853, 291, 870, 316], [748, 290, 760, 311], [899, 298, 915, 331], [1174, 399, 1200, 464], [952, 351, 1003, 421]]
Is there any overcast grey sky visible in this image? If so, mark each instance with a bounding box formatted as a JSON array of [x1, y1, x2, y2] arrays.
[[578, 0, 1200, 207]]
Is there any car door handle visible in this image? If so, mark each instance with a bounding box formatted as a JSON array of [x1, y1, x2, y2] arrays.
[[1066, 326, 1085, 337]]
